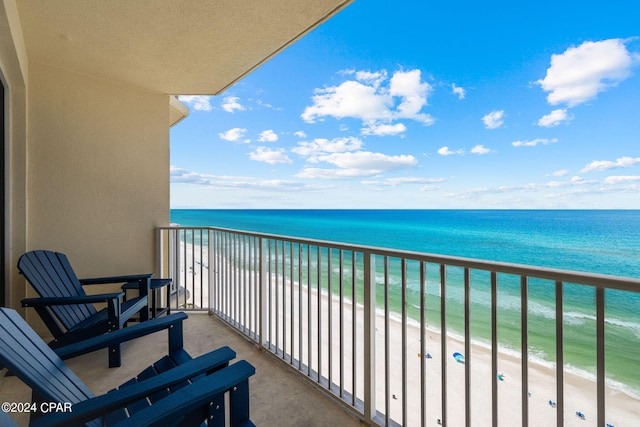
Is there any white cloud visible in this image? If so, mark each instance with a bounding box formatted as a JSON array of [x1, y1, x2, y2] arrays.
[[292, 137, 363, 157], [389, 70, 433, 123], [297, 151, 417, 180], [177, 95, 212, 111], [355, 70, 388, 87], [248, 147, 292, 165], [512, 138, 557, 147], [294, 131, 307, 138], [482, 110, 505, 129], [296, 168, 376, 179], [603, 175, 640, 185], [171, 166, 314, 192], [221, 96, 246, 113], [436, 145, 491, 156], [438, 146, 464, 156], [581, 156, 640, 173], [361, 177, 445, 186], [544, 176, 596, 188], [301, 80, 391, 123], [256, 100, 280, 110], [301, 69, 434, 134], [173, 166, 295, 189], [546, 169, 570, 177], [170, 166, 211, 184], [452, 83, 466, 99], [361, 123, 407, 136], [537, 109, 573, 127], [537, 38, 639, 107], [317, 151, 417, 170], [471, 144, 491, 155], [218, 127, 247, 142], [447, 176, 599, 199], [258, 130, 279, 142]]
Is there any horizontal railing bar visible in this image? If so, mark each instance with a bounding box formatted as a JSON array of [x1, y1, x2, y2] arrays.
[[159, 226, 640, 292]]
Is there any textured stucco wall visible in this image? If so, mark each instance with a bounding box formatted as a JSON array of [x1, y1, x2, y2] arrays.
[[27, 62, 170, 279]]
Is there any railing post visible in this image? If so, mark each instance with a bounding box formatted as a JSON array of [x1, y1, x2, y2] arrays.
[[258, 237, 268, 349], [156, 227, 163, 279], [521, 275, 529, 427], [555, 280, 564, 427], [208, 229, 214, 312], [171, 228, 180, 299], [596, 287, 605, 427], [464, 267, 471, 427], [363, 251, 376, 424]]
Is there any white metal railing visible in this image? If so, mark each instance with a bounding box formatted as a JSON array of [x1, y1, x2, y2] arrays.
[[157, 226, 640, 427]]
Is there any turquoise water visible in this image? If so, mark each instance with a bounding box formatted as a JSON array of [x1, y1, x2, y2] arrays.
[[171, 209, 640, 397]]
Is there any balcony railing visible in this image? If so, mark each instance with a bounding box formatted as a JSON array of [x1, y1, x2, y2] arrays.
[[157, 226, 640, 427]]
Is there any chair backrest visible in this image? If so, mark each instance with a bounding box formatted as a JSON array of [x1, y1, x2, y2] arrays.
[[0, 409, 19, 427], [0, 308, 95, 406], [18, 250, 97, 331]]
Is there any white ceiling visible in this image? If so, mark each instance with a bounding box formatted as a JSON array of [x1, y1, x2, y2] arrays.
[[17, 0, 352, 95]]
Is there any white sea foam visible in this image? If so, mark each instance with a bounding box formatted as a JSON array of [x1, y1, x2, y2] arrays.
[[605, 317, 640, 339], [458, 335, 640, 400]]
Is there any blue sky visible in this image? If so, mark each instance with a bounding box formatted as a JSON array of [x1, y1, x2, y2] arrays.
[[171, 0, 640, 209]]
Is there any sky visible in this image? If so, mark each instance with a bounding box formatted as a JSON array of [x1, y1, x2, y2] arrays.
[[170, 0, 640, 209]]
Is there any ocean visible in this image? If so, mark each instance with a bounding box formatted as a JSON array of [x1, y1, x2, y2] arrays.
[[170, 209, 640, 398]]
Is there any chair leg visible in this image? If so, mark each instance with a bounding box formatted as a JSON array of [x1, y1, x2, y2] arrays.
[[109, 343, 122, 368], [229, 379, 251, 427], [206, 393, 225, 427]]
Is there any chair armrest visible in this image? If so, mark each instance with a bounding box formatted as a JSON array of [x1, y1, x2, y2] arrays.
[[21, 293, 124, 307], [82, 274, 151, 308], [54, 312, 188, 360], [30, 348, 242, 427], [80, 273, 153, 285], [112, 361, 256, 427]]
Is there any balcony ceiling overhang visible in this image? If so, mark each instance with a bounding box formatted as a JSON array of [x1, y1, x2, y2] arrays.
[[16, 0, 352, 95]]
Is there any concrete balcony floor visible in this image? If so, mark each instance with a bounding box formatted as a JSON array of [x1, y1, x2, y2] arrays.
[[0, 312, 362, 427]]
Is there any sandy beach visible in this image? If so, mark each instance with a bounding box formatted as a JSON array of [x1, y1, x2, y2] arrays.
[[179, 241, 640, 426]]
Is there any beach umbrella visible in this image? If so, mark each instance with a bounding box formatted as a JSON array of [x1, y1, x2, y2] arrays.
[[452, 352, 465, 364]]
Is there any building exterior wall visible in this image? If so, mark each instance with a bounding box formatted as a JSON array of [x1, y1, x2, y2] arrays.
[[27, 62, 170, 281]]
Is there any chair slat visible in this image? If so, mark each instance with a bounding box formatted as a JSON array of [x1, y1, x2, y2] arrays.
[[0, 309, 94, 404], [19, 251, 96, 330]]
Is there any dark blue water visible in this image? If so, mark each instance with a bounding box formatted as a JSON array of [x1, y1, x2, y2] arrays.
[[171, 209, 640, 278]]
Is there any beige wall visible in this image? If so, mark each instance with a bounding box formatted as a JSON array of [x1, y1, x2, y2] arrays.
[[27, 62, 170, 279]]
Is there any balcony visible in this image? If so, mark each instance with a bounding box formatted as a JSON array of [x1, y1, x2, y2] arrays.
[[0, 311, 360, 426], [156, 226, 640, 427]]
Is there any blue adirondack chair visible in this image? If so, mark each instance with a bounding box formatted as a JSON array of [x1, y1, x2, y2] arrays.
[[18, 250, 152, 367], [0, 308, 255, 427]]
